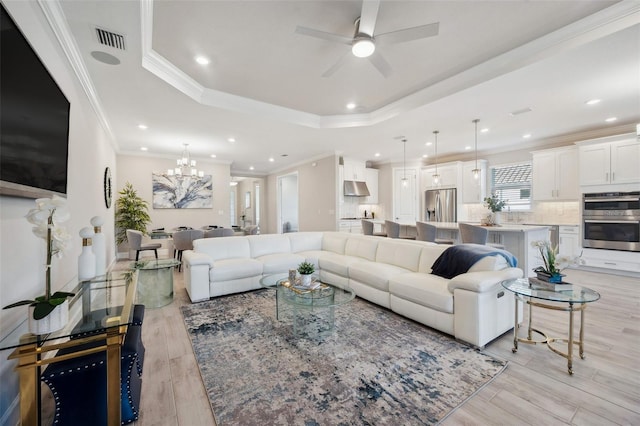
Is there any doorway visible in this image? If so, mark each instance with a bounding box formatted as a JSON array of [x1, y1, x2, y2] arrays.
[[277, 172, 299, 233]]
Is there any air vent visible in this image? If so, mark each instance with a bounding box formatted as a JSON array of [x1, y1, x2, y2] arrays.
[[95, 27, 125, 50]]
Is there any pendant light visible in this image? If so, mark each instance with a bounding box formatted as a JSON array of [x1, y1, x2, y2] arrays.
[[432, 130, 440, 185], [167, 143, 204, 178], [472, 119, 480, 180], [401, 137, 408, 187]]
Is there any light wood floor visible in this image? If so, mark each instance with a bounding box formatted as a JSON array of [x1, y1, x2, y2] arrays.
[[128, 267, 639, 426]]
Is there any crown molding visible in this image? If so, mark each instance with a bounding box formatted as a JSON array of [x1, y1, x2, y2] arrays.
[[140, 0, 639, 130], [37, 0, 118, 150]]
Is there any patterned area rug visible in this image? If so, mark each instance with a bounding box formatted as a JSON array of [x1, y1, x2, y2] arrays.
[[180, 290, 507, 425]]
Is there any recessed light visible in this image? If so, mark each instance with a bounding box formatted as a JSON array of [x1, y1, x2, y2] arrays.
[[249, 166, 255, 170], [523, 133, 532, 139], [481, 128, 489, 133], [228, 138, 236, 143], [586, 99, 601, 105], [137, 124, 147, 130], [268, 157, 274, 162], [140, 147, 148, 151], [210, 154, 217, 158], [374, 152, 381, 157], [422, 154, 428, 158], [195, 56, 210, 65], [605, 117, 617, 123], [346, 102, 356, 110], [464, 146, 471, 150], [425, 142, 432, 146]]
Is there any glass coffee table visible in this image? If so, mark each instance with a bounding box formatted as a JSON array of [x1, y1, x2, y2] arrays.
[[502, 278, 600, 374], [260, 273, 355, 338]]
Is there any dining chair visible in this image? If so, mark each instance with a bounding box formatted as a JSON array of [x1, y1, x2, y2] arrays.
[[172, 229, 203, 271], [458, 223, 505, 249], [415, 221, 437, 242], [384, 220, 415, 240], [362, 219, 386, 237], [126, 230, 161, 261]]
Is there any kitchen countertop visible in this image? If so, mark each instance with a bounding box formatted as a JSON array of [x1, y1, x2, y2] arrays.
[[366, 220, 549, 232]]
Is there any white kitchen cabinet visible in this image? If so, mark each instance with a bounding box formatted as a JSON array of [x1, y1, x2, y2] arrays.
[[343, 159, 367, 181], [579, 138, 640, 186], [558, 225, 580, 257], [360, 168, 379, 205], [461, 160, 487, 203], [532, 147, 579, 200], [422, 163, 459, 189]]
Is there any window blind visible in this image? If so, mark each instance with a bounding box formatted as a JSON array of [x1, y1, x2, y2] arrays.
[[490, 162, 532, 210]]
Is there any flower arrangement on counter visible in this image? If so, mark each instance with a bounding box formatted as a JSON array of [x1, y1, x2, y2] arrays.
[[483, 194, 507, 213], [531, 240, 585, 281], [3, 196, 74, 320]]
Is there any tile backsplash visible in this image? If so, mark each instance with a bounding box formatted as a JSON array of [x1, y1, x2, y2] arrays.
[[463, 201, 580, 225]]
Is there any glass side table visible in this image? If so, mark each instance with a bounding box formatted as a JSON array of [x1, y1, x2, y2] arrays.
[[0, 270, 138, 426], [502, 278, 600, 374], [132, 258, 181, 308]]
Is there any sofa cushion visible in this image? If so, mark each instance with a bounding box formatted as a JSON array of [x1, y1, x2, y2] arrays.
[[349, 262, 411, 292], [376, 240, 423, 272], [389, 273, 454, 314], [210, 259, 263, 282], [318, 252, 363, 277], [257, 253, 306, 275], [193, 237, 250, 261], [321, 232, 349, 255], [344, 236, 379, 261], [417, 245, 447, 273], [288, 232, 324, 253], [248, 235, 291, 258]]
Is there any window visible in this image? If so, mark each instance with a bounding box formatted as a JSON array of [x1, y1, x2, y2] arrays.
[[489, 162, 532, 211]]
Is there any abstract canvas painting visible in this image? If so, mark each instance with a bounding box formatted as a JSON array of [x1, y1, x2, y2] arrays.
[[152, 173, 212, 209]]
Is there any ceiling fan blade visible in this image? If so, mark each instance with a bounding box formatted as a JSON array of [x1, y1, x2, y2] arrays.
[[295, 26, 352, 45], [376, 22, 439, 45], [322, 51, 351, 78], [368, 52, 392, 78], [358, 0, 381, 36]]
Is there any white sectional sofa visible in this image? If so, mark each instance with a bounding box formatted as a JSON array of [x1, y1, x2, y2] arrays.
[[182, 232, 523, 347]]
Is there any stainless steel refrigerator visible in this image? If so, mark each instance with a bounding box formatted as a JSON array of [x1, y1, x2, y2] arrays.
[[425, 188, 457, 222]]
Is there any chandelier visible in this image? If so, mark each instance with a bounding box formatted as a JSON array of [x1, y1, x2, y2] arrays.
[[167, 143, 204, 177]]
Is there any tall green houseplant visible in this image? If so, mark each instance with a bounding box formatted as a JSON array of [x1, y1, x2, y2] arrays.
[[115, 182, 152, 245]]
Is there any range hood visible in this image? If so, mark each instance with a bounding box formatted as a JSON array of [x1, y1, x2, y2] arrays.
[[344, 180, 370, 197]]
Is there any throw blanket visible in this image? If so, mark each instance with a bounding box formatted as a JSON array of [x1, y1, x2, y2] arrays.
[[431, 243, 518, 279]]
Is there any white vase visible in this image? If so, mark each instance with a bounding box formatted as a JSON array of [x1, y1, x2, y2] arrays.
[[492, 212, 502, 225], [28, 300, 68, 335], [78, 227, 96, 281], [300, 274, 312, 287], [91, 216, 106, 276]]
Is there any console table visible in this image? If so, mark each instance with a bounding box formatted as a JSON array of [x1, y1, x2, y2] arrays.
[[502, 278, 600, 374], [0, 270, 139, 426]]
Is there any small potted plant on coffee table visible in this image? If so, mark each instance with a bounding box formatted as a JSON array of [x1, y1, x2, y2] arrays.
[[297, 261, 315, 287]]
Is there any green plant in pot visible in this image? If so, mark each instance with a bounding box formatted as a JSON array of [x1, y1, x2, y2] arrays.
[[297, 261, 315, 287], [483, 194, 507, 225], [115, 182, 152, 246], [3, 196, 74, 334]]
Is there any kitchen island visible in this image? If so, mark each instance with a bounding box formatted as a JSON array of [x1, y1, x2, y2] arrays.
[[367, 221, 549, 277]]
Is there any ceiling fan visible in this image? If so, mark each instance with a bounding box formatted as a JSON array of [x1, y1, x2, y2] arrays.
[[295, 0, 439, 78]]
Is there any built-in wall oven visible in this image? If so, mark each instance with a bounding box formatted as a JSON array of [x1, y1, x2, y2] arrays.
[[583, 191, 640, 252]]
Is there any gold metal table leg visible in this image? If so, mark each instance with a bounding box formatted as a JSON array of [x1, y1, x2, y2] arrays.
[[16, 341, 39, 426], [568, 302, 574, 375], [580, 306, 586, 359], [512, 293, 519, 353], [106, 324, 123, 426]]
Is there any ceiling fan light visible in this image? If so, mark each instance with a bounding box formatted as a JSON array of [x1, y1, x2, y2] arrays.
[[352, 38, 375, 58]]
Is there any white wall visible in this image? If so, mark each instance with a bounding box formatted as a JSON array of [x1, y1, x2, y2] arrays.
[[0, 2, 117, 423], [265, 155, 338, 234]]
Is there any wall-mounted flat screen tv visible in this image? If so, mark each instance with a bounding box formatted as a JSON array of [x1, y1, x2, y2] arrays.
[[0, 3, 70, 199]]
